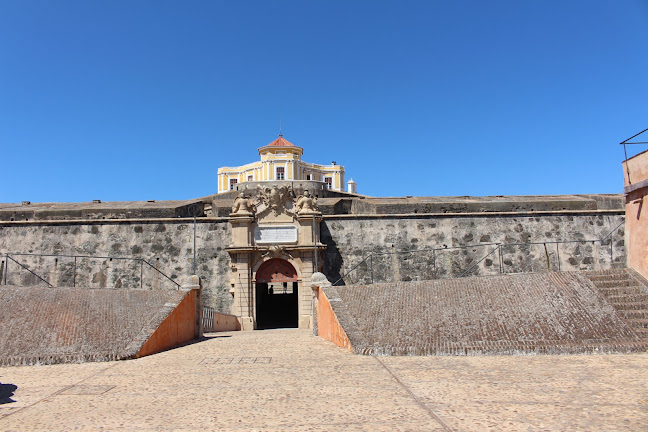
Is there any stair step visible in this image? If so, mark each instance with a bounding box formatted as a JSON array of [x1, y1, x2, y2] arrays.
[[607, 294, 648, 304], [592, 280, 636, 288], [597, 286, 644, 296], [629, 319, 648, 329], [631, 328, 648, 338], [585, 269, 627, 275], [613, 302, 648, 311], [583, 268, 628, 277], [622, 311, 648, 320], [587, 274, 630, 282]]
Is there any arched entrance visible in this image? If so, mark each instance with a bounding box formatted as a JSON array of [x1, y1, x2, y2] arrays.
[[255, 258, 299, 329]]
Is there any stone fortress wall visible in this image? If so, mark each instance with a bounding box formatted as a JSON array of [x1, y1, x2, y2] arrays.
[[0, 190, 626, 314], [321, 212, 625, 286], [0, 218, 233, 312]]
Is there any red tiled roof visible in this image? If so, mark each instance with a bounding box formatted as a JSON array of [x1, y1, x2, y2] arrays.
[[258, 135, 303, 154], [266, 135, 297, 147]]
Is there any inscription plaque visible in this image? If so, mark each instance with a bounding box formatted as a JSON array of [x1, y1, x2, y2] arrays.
[[254, 225, 298, 243]]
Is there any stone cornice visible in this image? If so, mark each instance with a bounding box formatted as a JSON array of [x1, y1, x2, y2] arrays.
[[322, 209, 624, 220], [624, 178, 648, 195]]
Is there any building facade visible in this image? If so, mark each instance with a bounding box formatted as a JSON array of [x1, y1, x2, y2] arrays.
[[217, 136, 345, 193], [623, 148, 648, 279]]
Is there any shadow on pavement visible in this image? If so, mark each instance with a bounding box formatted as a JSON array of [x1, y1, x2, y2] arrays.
[[0, 383, 17, 404]]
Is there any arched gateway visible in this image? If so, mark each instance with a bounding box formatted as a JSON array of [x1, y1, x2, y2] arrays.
[[255, 258, 299, 329], [227, 184, 325, 330]]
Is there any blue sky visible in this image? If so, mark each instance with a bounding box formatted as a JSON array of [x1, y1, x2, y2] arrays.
[[1, 1, 647, 203]]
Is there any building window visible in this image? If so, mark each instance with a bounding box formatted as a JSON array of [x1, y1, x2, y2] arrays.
[[230, 179, 238, 190], [324, 177, 332, 189], [306, 174, 311, 180], [247, 175, 253, 182], [276, 167, 285, 180]]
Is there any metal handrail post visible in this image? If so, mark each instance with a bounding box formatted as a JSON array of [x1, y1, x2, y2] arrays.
[[498, 245, 503, 273], [73, 256, 77, 287], [432, 249, 436, 278], [370, 254, 374, 284]]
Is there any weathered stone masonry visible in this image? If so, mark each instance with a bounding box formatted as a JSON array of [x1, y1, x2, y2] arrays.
[[0, 219, 234, 312], [321, 211, 625, 286], [0, 193, 626, 316]]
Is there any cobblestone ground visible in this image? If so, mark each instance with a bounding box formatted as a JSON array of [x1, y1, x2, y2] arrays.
[[0, 329, 647, 431]]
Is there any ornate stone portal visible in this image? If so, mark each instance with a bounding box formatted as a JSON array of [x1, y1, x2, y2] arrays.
[[227, 186, 324, 330]]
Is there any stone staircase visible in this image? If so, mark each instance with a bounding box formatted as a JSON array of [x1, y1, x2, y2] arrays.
[[585, 269, 648, 340]]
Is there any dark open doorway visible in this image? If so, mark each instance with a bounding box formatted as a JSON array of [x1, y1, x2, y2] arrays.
[[255, 281, 298, 329], [255, 259, 299, 329]]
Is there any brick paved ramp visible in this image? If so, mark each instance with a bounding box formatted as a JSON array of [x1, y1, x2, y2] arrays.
[[324, 271, 648, 355], [0, 286, 188, 366]]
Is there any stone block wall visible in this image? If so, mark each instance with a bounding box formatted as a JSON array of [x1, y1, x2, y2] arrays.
[[0, 220, 233, 311], [321, 212, 626, 286], [0, 208, 626, 314]]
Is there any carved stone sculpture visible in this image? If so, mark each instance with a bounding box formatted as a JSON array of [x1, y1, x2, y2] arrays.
[[295, 191, 319, 215], [262, 244, 293, 260], [231, 192, 255, 216], [257, 185, 294, 216]]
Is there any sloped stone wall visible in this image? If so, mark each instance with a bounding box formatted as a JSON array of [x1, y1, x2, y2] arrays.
[[321, 272, 645, 355], [0, 286, 191, 365]]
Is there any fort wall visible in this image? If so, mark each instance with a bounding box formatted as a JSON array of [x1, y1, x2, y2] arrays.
[[322, 211, 625, 285], [0, 194, 626, 315], [0, 219, 234, 312]]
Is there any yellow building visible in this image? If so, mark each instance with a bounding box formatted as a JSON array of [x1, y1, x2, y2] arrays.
[[217, 135, 346, 193]]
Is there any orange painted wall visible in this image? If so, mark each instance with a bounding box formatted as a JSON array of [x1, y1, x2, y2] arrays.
[[316, 288, 353, 352], [623, 151, 648, 279], [136, 289, 197, 358], [212, 313, 241, 332], [623, 149, 648, 185]]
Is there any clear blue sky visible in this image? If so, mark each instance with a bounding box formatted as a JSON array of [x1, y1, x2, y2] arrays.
[[1, 1, 647, 203]]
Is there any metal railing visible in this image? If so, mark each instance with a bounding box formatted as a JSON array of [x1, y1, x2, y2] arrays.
[[0, 252, 181, 289], [621, 127, 648, 185], [332, 221, 625, 286]]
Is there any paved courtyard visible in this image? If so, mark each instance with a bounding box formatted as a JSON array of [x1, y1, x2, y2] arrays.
[[0, 329, 647, 431]]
